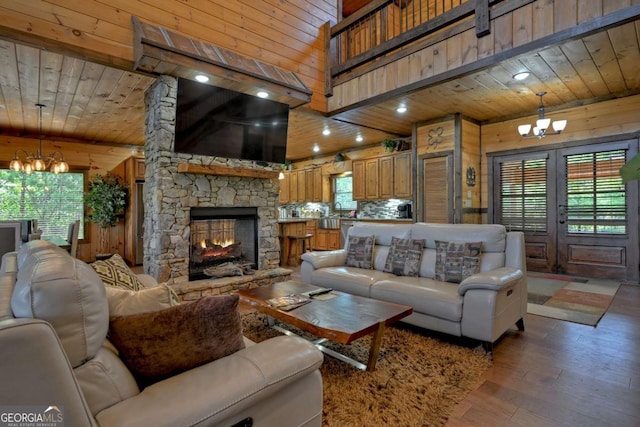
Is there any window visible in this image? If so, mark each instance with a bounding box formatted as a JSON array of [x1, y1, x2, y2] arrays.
[[0, 170, 85, 240], [565, 150, 626, 234], [333, 175, 357, 211], [498, 157, 547, 233]]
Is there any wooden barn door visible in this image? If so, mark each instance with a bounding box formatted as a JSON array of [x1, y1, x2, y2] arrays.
[[420, 153, 453, 223]]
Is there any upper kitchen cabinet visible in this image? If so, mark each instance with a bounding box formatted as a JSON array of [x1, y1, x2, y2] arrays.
[[353, 152, 413, 201], [278, 167, 325, 204]]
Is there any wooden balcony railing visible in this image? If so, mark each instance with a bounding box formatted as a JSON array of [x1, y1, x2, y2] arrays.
[[327, 0, 496, 83]]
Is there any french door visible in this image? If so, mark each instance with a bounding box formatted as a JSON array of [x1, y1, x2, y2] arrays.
[[492, 140, 639, 281]]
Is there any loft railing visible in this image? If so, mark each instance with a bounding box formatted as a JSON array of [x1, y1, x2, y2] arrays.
[[327, 0, 496, 81]]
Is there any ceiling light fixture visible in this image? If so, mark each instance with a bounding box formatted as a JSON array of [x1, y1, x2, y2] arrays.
[[322, 128, 330, 136], [513, 72, 530, 81], [313, 144, 320, 153], [10, 103, 69, 174], [355, 134, 363, 142], [517, 92, 567, 139], [396, 105, 407, 113], [194, 74, 209, 83], [256, 91, 269, 98]]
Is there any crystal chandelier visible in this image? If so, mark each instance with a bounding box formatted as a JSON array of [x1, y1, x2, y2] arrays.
[[517, 92, 567, 139], [9, 103, 69, 174]]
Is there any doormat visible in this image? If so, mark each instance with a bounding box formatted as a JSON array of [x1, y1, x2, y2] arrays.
[[527, 272, 620, 326]]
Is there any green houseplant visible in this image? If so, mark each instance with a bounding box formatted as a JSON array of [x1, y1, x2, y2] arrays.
[[382, 138, 397, 152], [85, 172, 128, 255]]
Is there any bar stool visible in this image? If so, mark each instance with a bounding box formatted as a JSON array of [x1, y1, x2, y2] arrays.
[[286, 233, 313, 266]]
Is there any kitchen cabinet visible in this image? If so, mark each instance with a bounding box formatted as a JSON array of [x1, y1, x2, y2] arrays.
[[393, 152, 412, 198], [279, 168, 324, 204], [289, 171, 298, 202], [314, 229, 341, 250], [364, 158, 379, 199], [379, 156, 393, 199], [352, 152, 413, 201], [279, 172, 290, 204], [297, 170, 306, 202], [352, 160, 366, 200]]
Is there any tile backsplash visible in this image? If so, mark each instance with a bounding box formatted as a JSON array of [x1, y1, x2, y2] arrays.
[[281, 199, 411, 219]]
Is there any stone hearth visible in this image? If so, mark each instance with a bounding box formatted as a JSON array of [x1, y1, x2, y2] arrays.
[[143, 76, 282, 285]]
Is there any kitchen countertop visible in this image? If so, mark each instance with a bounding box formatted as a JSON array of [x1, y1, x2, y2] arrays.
[[277, 218, 313, 223]]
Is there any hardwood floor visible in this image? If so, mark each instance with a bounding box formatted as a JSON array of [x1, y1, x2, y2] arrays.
[[447, 283, 640, 426]]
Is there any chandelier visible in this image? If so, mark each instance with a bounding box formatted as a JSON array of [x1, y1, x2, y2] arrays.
[[517, 92, 567, 138], [9, 103, 69, 174]]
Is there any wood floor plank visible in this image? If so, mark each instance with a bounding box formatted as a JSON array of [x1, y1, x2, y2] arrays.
[[447, 284, 640, 427]]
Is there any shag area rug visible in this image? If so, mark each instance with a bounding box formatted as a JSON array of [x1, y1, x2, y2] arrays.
[[527, 272, 620, 326], [241, 311, 492, 427]]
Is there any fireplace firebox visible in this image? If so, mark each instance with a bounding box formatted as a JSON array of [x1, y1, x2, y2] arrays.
[[189, 207, 258, 280]]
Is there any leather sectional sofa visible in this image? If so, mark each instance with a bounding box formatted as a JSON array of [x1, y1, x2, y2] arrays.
[[0, 240, 323, 427], [301, 222, 527, 351]]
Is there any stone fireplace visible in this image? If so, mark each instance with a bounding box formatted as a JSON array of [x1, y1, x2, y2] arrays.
[[143, 76, 282, 286], [189, 207, 258, 280]]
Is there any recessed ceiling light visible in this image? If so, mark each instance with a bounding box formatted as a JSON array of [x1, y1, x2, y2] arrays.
[[257, 91, 269, 98], [356, 134, 363, 142], [396, 105, 407, 113], [322, 128, 331, 136], [313, 144, 320, 152], [513, 72, 530, 81], [195, 74, 209, 83]]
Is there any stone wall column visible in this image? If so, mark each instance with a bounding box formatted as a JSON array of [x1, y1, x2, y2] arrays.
[[143, 75, 180, 283]]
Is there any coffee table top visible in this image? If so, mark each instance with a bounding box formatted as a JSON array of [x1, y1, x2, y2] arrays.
[[236, 281, 413, 344]]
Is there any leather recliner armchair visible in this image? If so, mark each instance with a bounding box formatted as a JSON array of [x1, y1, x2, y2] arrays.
[[0, 240, 323, 427]]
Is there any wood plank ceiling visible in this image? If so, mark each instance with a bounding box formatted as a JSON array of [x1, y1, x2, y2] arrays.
[[0, 16, 639, 165]]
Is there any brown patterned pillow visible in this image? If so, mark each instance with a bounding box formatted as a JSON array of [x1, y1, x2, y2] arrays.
[[108, 295, 245, 388], [435, 240, 482, 283], [91, 254, 145, 291], [345, 235, 375, 269], [383, 237, 425, 276]]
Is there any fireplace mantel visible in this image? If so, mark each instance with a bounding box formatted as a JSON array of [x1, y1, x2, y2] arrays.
[[177, 163, 280, 179]]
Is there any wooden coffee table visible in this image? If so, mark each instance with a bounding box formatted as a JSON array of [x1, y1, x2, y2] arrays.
[[237, 281, 413, 371]]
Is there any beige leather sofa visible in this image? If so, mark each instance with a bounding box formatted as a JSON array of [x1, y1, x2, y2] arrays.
[[301, 222, 527, 351], [0, 240, 323, 427]]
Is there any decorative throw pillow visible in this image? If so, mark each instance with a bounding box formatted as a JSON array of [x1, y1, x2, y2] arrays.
[[105, 285, 176, 316], [91, 254, 145, 291], [108, 294, 245, 388], [345, 235, 375, 269], [435, 240, 482, 283], [383, 237, 425, 276]]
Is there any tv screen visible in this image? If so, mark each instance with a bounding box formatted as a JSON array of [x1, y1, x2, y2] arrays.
[[175, 78, 289, 164]]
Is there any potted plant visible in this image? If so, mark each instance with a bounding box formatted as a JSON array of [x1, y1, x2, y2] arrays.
[[283, 160, 294, 170], [382, 138, 397, 152], [85, 172, 129, 257]]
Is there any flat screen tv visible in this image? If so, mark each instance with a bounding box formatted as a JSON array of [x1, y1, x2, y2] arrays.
[[175, 78, 289, 164]]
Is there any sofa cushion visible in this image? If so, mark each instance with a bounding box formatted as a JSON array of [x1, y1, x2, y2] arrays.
[[105, 285, 176, 316], [345, 235, 375, 269], [108, 295, 245, 387], [310, 266, 395, 298], [74, 345, 140, 415], [371, 277, 463, 322], [91, 254, 146, 291], [383, 237, 425, 276], [435, 241, 482, 283], [11, 246, 109, 368]]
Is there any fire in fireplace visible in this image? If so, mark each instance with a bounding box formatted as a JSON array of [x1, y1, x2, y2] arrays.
[[189, 207, 258, 280]]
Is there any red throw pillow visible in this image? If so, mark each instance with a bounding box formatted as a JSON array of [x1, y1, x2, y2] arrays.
[[108, 294, 245, 387]]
